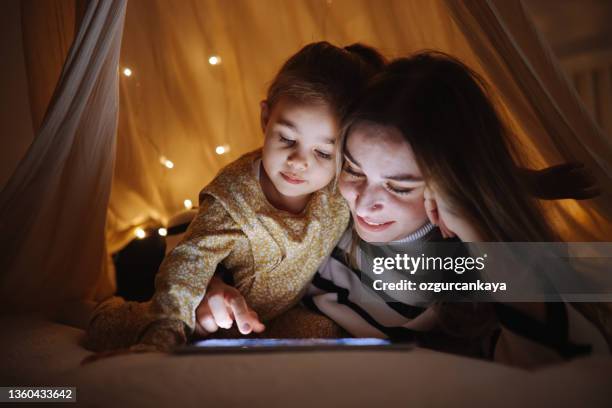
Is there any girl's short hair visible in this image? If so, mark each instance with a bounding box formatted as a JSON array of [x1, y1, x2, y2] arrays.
[[266, 41, 386, 121]]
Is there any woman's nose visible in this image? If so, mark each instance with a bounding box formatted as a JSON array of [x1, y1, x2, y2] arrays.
[[354, 185, 384, 215]]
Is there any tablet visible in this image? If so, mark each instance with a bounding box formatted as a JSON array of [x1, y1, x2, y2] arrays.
[[173, 338, 414, 354]]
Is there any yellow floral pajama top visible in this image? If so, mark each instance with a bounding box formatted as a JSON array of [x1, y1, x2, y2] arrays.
[[85, 149, 350, 351]]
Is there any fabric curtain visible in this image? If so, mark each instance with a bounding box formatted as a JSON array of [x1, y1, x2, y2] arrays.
[[446, 0, 612, 241], [0, 0, 127, 312], [20, 0, 76, 133], [20, 0, 88, 133], [108, 0, 494, 252], [565, 51, 612, 136], [107, 0, 610, 249]]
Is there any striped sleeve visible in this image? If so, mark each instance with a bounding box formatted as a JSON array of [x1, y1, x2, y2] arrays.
[[304, 229, 437, 340]]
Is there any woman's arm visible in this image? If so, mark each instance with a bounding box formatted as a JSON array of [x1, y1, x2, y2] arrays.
[[519, 162, 600, 200], [422, 186, 603, 367]]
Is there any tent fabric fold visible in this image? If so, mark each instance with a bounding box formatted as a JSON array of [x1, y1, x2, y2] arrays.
[[447, 0, 612, 241], [0, 0, 127, 312]]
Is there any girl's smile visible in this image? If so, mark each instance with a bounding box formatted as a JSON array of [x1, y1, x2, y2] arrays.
[[280, 171, 306, 184]]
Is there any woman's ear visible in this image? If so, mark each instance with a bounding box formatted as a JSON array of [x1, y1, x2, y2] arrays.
[[260, 100, 270, 133]]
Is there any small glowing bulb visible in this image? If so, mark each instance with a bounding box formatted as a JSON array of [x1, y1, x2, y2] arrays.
[[135, 227, 146, 239], [215, 145, 230, 155], [123, 67, 132, 77], [158, 227, 167, 237], [159, 156, 174, 169], [184, 199, 193, 209], [208, 55, 221, 65]]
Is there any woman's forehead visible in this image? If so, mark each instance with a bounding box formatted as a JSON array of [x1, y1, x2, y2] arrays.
[[345, 123, 421, 176]]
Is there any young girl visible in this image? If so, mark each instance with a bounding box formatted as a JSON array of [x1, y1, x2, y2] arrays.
[[84, 41, 383, 352]]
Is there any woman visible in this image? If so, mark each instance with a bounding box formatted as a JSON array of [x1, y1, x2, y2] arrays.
[[195, 51, 608, 368]]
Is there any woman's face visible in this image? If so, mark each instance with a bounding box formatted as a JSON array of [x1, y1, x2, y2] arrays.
[[338, 122, 428, 243]]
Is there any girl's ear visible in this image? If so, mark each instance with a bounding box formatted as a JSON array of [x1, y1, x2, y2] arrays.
[[260, 100, 270, 133]]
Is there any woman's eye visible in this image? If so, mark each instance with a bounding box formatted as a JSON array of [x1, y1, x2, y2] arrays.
[[316, 150, 332, 160], [279, 134, 295, 145], [343, 164, 364, 177], [387, 184, 414, 195]]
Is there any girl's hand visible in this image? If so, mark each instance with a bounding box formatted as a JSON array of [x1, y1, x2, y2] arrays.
[[423, 185, 484, 242], [194, 276, 265, 337]]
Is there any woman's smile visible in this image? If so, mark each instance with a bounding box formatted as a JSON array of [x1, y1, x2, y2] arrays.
[[356, 215, 395, 231], [339, 122, 428, 242]]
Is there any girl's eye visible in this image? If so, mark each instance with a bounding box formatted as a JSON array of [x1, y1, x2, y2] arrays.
[[279, 134, 295, 145], [387, 184, 414, 195], [316, 150, 332, 160], [343, 164, 364, 177]]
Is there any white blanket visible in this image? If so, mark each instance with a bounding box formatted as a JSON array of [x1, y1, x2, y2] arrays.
[[1, 313, 611, 407]]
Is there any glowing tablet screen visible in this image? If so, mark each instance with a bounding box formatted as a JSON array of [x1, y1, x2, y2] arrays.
[[174, 338, 413, 354], [194, 338, 390, 347]]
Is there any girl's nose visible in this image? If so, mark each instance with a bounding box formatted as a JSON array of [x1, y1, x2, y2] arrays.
[[287, 151, 308, 171]]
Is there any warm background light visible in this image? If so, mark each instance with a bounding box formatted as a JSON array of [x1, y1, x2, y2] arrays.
[[33, 0, 606, 255], [135, 227, 146, 239], [158, 227, 167, 236], [184, 199, 193, 209], [215, 145, 230, 155], [159, 156, 174, 169]]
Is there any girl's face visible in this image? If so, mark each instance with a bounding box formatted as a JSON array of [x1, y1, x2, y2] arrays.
[[261, 97, 338, 198], [339, 122, 428, 242]]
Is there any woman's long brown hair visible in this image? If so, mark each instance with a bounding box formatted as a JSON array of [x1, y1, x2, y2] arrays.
[[338, 52, 564, 342], [344, 51, 558, 243]]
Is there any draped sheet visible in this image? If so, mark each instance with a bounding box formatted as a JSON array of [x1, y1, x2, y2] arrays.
[[446, 0, 612, 241], [20, 0, 77, 133], [1, 0, 610, 311], [567, 52, 612, 137], [0, 0, 127, 311], [112, 0, 610, 248]]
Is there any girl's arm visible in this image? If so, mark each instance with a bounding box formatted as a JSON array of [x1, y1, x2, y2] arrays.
[[141, 195, 246, 350]]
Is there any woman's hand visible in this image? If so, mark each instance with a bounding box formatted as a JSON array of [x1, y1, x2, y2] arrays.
[[521, 162, 600, 200], [423, 185, 484, 242], [194, 275, 265, 337]]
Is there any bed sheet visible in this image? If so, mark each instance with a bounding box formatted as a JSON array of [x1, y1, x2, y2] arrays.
[[1, 313, 611, 407]]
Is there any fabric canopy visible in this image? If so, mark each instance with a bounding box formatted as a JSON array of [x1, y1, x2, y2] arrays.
[[1, 0, 610, 313]]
